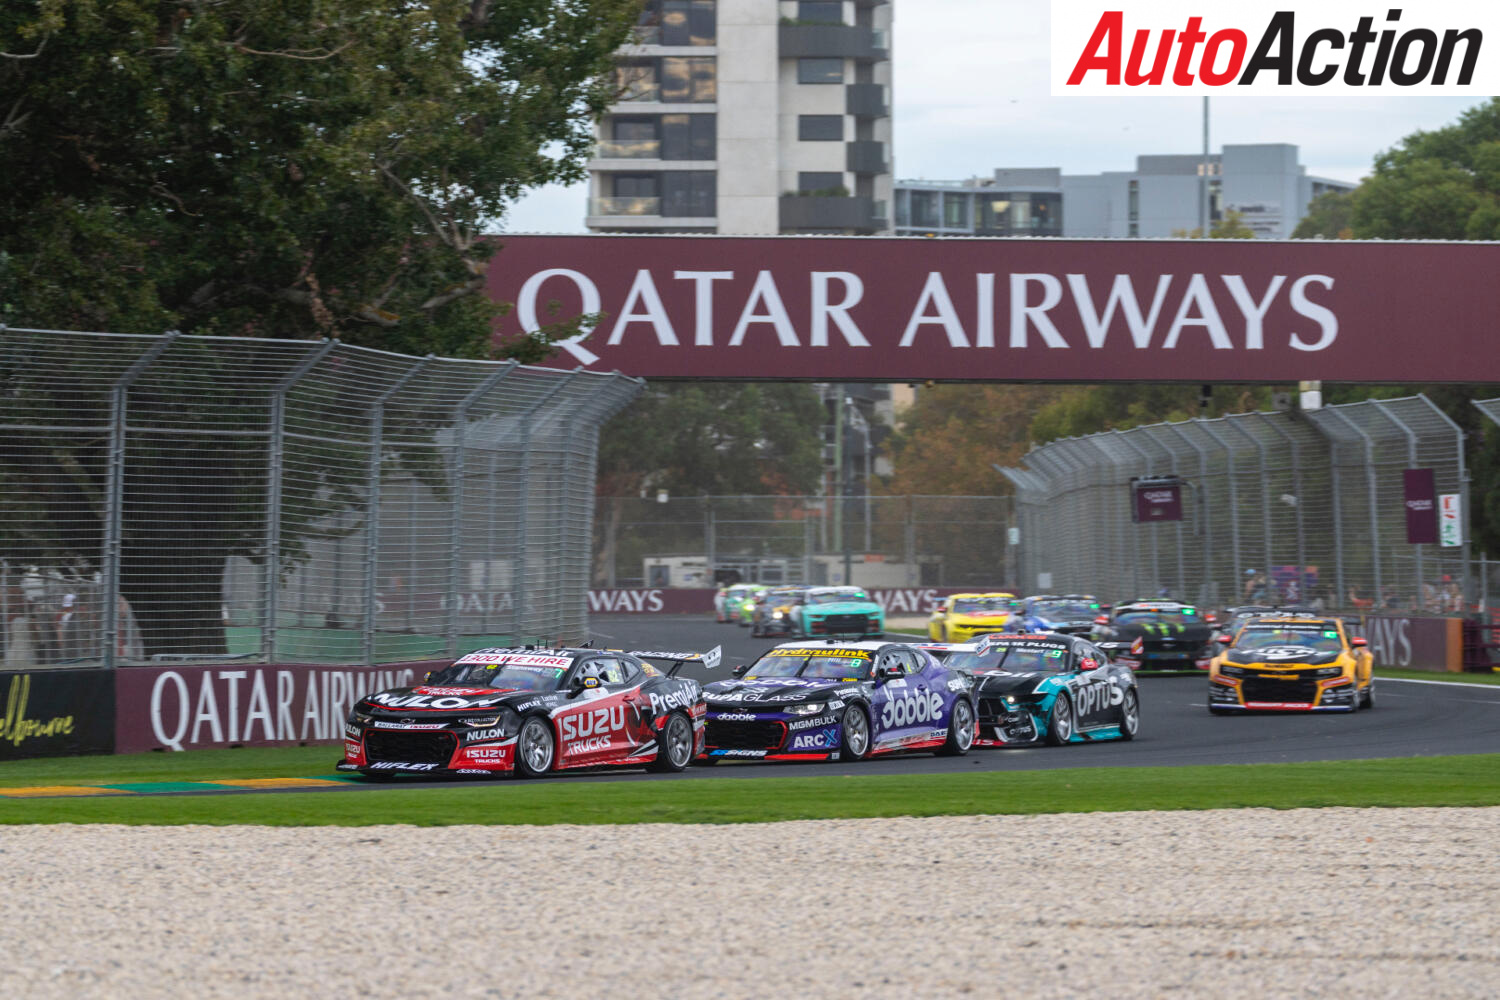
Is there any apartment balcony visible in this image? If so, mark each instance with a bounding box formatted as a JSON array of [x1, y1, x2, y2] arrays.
[[846, 140, 887, 175], [846, 83, 888, 118], [593, 139, 662, 160], [779, 24, 889, 61], [590, 196, 662, 217], [779, 194, 879, 231]]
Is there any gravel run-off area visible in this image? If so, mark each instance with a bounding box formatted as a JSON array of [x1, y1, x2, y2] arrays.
[[3, 807, 1498, 999]]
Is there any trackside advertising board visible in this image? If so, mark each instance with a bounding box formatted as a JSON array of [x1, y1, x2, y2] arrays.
[[487, 236, 1500, 383], [1051, 2, 1499, 97], [0, 670, 115, 760], [589, 588, 984, 616]]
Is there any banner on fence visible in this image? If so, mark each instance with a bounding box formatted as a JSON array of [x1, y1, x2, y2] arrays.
[[587, 587, 987, 616], [1404, 469, 1438, 544], [0, 669, 115, 760], [114, 661, 446, 753]]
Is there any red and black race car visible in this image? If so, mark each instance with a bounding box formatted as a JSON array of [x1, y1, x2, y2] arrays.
[[337, 645, 718, 779]]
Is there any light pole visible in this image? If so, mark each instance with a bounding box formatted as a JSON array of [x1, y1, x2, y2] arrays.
[[1200, 97, 1210, 235]]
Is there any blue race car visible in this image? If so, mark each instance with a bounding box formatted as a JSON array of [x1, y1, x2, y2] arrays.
[[944, 632, 1140, 747], [700, 641, 975, 763], [1012, 594, 1104, 636]]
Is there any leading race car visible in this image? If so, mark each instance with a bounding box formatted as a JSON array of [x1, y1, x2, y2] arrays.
[[1091, 600, 1217, 673], [944, 633, 1140, 746], [338, 645, 719, 779], [1208, 616, 1374, 713], [700, 641, 975, 763]]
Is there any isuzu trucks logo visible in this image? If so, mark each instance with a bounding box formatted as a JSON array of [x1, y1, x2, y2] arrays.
[[1051, 2, 1493, 95]]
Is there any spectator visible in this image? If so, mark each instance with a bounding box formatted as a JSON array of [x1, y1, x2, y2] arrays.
[[1348, 586, 1373, 611], [1243, 569, 1268, 603]]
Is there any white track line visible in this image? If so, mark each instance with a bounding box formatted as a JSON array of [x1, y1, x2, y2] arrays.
[[1378, 676, 1500, 690]]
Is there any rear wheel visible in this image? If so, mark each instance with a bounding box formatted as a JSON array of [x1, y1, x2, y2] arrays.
[[1044, 693, 1074, 746], [651, 712, 695, 773], [938, 698, 974, 756], [840, 704, 871, 761], [1118, 689, 1140, 740], [515, 716, 555, 778]]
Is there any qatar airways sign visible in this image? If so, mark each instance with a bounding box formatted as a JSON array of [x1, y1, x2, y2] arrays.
[[1051, 2, 1496, 96], [488, 236, 1500, 382]]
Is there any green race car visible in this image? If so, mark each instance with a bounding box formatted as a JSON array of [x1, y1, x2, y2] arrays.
[[797, 586, 885, 639]]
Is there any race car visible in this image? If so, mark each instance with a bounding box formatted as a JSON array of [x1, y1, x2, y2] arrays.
[[715, 584, 756, 623], [1218, 605, 1319, 636], [797, 586, 885, 638], [1091, 600, 1218, 673], [337, 645, 719, 778], [926, 592, 1017, 642], [732, 583, 770, 626], [1012, 594, 1105, 636], [750, 585, 809, 638], [944, 633, 1139, 746], [1207, 616, 1374, 713], [700, 641, 975, 762]]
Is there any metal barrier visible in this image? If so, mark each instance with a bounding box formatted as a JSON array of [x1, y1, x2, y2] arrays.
[[595, 495, 1016, 590], [1001, 396, 1469, 613], [0, 327, 640, 667]]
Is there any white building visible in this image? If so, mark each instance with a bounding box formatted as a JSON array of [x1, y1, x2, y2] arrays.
[[896, 144, 1355, 240], [586, 0, 894, 235]]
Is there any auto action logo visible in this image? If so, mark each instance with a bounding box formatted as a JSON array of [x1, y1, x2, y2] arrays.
[[1051, 2, 1495, 95]]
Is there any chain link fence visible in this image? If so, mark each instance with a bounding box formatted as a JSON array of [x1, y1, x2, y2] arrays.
[[1001, 396, 1470, 614], [0, 327, 640, 668], [595, 494, 1015, 589]]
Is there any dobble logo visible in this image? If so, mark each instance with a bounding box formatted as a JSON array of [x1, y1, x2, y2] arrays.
[[1051, 2, 1495, 96]]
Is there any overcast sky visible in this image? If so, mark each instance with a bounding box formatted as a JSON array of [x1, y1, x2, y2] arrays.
[[501, 0, 1488, 233]]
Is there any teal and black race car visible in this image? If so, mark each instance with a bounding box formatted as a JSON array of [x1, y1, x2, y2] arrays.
[[944, 632, 1140, 747], [797, 586, 885, 639]]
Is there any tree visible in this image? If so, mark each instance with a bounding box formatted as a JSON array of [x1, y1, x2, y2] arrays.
[[1291, 190, 1355, 239], [1170, 209, 1258, 239], [0, 0, 642, 654], [883, 385, 1064, 496]]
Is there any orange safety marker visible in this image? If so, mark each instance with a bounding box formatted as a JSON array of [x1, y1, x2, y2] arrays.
[[0, 785, 133, 798]]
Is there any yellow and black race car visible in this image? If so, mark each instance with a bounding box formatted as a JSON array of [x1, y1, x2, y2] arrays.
[[1207, 616, 1374, 714]]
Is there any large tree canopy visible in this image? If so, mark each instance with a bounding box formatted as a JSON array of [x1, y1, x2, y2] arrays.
[[1, 0, 640, 355]]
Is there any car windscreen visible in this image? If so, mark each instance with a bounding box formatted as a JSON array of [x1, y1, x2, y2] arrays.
[[808, 590, 869, 605], [1234, 627, 1344, 653], [946, 644, 1071, 673], [425, 662, 568, 690], [951, 598, 1011, 613], [1115, 610, 1199, 625], [747, 651, 872, 680], [1030, 600, 1096, 617]]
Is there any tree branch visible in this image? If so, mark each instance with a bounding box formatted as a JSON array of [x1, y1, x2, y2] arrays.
[[231, 40, 354, 61], [0, 96, 29, 140], [1, 36, 47, 60]]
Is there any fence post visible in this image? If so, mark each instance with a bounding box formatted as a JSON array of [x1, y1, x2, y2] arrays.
[[513, 368, 583, 638], [1422, 396, 1471, 612], [1323, 406, 1383, 605], [1226, 418, 1274, 596], [1372, 400, 1424, 609], [447, 361, 517, 659], [1259, 413, 1307, 602], [102, 330, 179, 668], [1164, 422, 1212, 606], [1113, 431, 1154, 596], [361, 356, 432, 666], [262, 338, 336, 664], [1305, 413, 1346, 612], [1199, 420, 1240, 597]]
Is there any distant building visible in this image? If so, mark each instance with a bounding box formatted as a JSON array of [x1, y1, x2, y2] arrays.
[[895, 144, 1355, 240], [586, 0, 894, 236]]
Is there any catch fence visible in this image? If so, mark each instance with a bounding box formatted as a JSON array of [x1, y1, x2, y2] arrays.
[[0, 327, 640, 668], [1000, 396, 1470, 614], [595, 494, 1015, 590]]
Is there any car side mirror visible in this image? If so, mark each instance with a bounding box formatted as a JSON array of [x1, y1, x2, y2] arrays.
[[731, 664, 750, 678], [1215, 634, 1232, 644], [1350, 636, 1367, 648], [569, 675, 601, 697], [1093, 616, 1110, 625], [875, 665, 903, 682], [933, 602, 947, 614]]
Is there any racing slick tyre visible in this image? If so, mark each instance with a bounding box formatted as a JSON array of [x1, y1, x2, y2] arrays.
[[515, 715, 556, 778], [1208, 706, 1232, 715], [1118, 689, 1140, 740], [651, 712, 696, 773], [938, 697, 975, 756], [840, 704, 872, 761], [1044, 693, 1074, 746]]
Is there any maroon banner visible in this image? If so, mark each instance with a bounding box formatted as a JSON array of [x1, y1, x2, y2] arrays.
[[1133, 480, 1184, 522], [1404, 468, 1438, 544], [588, 587, 996, 616], [486, 236, 1500, 382], [115, 661, 447, 753], [1357, 615, 1452, 670]]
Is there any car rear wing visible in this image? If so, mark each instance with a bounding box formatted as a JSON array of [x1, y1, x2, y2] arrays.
[[629, 645, 723, 676]]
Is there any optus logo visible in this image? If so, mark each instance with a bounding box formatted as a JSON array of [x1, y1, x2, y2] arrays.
[[1051, 2, 1495, 96]]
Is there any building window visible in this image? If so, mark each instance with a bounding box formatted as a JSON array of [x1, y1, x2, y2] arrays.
[[798, 115, 844, 141], [660, 114, 715, 160], [639, 0, 715, 45], [662, 171, 716, 216], [797, 1, 844, 24], [1127, 179, 1139, 236], [660, 56, 716, 102], [616, 61, 660, 102], [911, 191, 939, 228], [798, 58, 844, 84], [942, 193, 970, 229], [895, 191, 909, 227], [796, 172, 846, 195], [613, 175, 659, 198]]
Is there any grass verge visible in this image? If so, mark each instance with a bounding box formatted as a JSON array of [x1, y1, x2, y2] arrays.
[[3, 754, 1498, 826], [0, 746, 336, 788], [1379, 668, 1500, 685]]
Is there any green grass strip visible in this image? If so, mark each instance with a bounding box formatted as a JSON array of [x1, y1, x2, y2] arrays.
[[1379, 668, 1500, 685], [3, 754, 1498, 827], [0, 746, 337, 788]]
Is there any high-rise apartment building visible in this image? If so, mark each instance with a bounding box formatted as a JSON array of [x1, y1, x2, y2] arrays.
[[586, 0, 894, 235]]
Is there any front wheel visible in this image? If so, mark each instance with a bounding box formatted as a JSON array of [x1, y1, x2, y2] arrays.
[[840, 704, 872, 761], [1044, 693, 1074, 746], [1118, 689, 1140, 741], [651, 712, 695, 773], [1362, 683, 1375, 709], [515, 716, 556, 778], [938, 698, 974, 756]]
